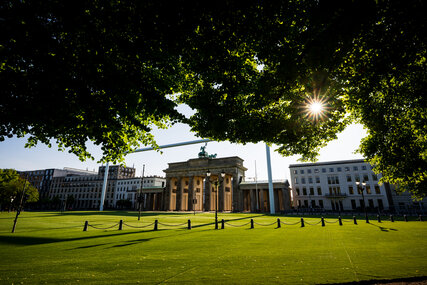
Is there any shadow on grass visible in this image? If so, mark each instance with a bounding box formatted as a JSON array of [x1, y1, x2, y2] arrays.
[[367, 222, 398, 232], [321, 275, 426, 285], [0, 230, 153, 246], [72, 243, 109, 249], [50, 211, 200, 218]]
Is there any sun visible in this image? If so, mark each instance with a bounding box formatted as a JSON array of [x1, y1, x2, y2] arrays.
[[309, 101, 324, 114], [304, 96, 329, 122]]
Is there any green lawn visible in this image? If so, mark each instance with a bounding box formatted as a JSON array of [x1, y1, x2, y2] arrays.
[[0, 211, 426, 284]]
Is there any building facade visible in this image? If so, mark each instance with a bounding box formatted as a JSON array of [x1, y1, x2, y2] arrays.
[[289, 159, 391, 212], [20, 168, 97, 199], [239, 180, 292, 212], [115, 176, 166, 210], [48, 165, 136, 209]]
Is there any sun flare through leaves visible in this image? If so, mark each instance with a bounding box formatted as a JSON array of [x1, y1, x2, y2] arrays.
[[303, 96, 330, 122]]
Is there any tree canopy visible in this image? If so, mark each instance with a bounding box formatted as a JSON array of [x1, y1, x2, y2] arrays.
[[1, 1, 426, 196], [0, 169, 39, 210]]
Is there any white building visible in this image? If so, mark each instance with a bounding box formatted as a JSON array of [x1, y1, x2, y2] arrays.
[[115, 176, 166, 210], [289, 159, 391, 212]]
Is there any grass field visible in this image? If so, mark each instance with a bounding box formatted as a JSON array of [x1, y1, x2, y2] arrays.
[[0, 211, 426, 284]]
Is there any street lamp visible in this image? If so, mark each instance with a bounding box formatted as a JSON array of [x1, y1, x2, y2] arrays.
[[206, 169, 226, 229], [356, 181, 369, 223]]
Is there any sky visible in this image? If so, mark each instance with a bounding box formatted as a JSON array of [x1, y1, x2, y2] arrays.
[[0, 105, 367, 181]]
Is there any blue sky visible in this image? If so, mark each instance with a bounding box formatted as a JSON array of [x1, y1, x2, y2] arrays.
[[0, 105, 367, 180]]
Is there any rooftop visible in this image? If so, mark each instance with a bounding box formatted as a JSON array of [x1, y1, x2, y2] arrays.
[[289, 159, 367, 168]]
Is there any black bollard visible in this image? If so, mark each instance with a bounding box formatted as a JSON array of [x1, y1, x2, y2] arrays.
[[404, 215, 408, 222], [119, 220, 123, 230], [339, 216, 343, 226], [277, 218, 281, 228], [321, 217, 325, 227], [419, 215, 423, 222], [250, 219, 254, 229], [154, 219, 158, 231], [390, 215, 394, 222], [353, 216, 357, 225], [301, 218, 305, 227], [188, 219, 191, 230], [365, 215, 369, 223], [83, 221, 88, 231], [377, 215, 381, 223], [221, 219, 225, 229]]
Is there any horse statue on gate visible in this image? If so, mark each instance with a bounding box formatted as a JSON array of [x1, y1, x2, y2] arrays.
[[198, 143, 217, 159]]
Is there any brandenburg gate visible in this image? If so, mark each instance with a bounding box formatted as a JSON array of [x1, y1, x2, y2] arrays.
[[163, 156, 247, 212]]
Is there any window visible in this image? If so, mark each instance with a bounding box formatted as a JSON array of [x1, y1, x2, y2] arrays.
[[301, 177, 306, 184], [303, 187, 307, 195], [363, 174, 369, 182], [329, 168, 334, 172], [368, 199, 374, 208], [355, 174, 360, 182], [309, 187, 314, 195], [315, 176, 320, 183], [308, 177, 313, 184], [327, 176, 339, 184], [304, 200, 309, 207], [314, 169, 319, 173], [293, 170, 298, 174], [311, 200, 316, 208], [375, 185, 381, 194], [317, 187, 322, 195], [372, 174, 378, 181], [328, 186, 341, 195], [296, 188, 300, 195], [347, 175, 352, 182], [307, 169, 312, 174], [301, 170, 305, 174], [294, 177, 298, 184], [345, 166, 350, 171], [362, 165, 367, 170], [337, 167, 342, 172], [322, 168, 326, 173], [366, 185, 371, 194], [353, 166, 358, 171], [351, 199, 356, 209], [319, 200, 324, 208], [348, 186, 354, 195]]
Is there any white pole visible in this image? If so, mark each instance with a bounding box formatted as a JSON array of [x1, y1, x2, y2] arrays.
[[265, 144, 275, 214], [131, 139, 210, 153], [99, 162, 109, 211]]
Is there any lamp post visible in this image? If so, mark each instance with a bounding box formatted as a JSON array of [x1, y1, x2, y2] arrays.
[[356, 181, 369, 223], [206, 169, 225, 229], [12, 174, 28, 233], [137, 165, 145, 221]]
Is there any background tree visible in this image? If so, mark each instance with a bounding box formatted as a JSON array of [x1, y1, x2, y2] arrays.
[[1, 1, 425, 196], [0, 169, 39, 211], [51, 195, 62, 210], [66, 195, 75, 210]]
